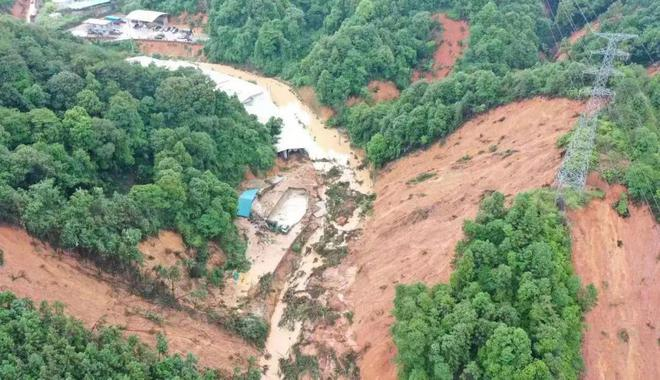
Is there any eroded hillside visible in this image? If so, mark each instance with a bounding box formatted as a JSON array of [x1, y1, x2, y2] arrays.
[[342, 97, 583, 378], [570, 177, 660, 380], [0, 226, 258, 371]]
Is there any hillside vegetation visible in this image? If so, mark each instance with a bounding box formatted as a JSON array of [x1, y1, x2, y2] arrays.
[[567, 0, 659, 64], [206, 0, 442, 106], [0, 17, 277, 272], [392, 192, 596, 379]]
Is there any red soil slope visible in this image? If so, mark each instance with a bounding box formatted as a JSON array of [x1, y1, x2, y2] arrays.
[[367, 81, 400, 102], [557, 22, 601, 61], [344, 97, 583, 379], [0, 226, 257, 371], [648, 63, 659, 77], [570, 21, 600, 44], [346, 80, 401, 107], [136, 40, 205, 59], [570, 177, 660, 380], [10, 0, 28, 19], [413, 13, 469, 82]]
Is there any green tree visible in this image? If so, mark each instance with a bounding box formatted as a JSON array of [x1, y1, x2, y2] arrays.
[[46, 71, 84, 110]]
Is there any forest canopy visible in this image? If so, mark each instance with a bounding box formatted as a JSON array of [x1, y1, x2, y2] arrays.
[[392, 192, 596, 379], [0, 17, 277, 272], [206, 0, 444, 106]]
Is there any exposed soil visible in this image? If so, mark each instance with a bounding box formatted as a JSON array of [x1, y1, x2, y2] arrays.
[[138, 230, 228, 313], [136, 40, 205, 59], [0, 226, 258, 371], [298, 86, 336, 122], [412, 13, 469, 82], [340, 97, 583, 379], [139, 230, 190, 269], [648, 63, 659, 77], [346, 81, 401, 106], [170, 12, 208, 36], [569, 176, 660, 380], [224, 159, 321, 309], [557, 22, 601, 61], [367, 81, 400, 102], [10, 0, 28, 19]]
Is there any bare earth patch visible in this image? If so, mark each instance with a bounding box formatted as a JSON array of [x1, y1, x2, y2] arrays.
[[136, 40, 205, 59], [341, 97, 583, 379], [0, 226, 258, 372], [412, 13, 469, 82], [346, 81, 401, 106], [10, 0, 28, 19], [367, 81, 400, 102], [648, 63, 659, 77], [557, 22, 601, 61], [298, 86, 336, 121], [569, 176, 660, 380]]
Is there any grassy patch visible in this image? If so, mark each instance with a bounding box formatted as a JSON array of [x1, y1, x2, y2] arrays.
[[406, 171, 437, 185], [613, 192, 630, 218], [313, 224, 349, 267], [208, 311, 269, 348], [280, 347, 320, 380], [257, 273, 274, 299], [279, 288, 339, 331]]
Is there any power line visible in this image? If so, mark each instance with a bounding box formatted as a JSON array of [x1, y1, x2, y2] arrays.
[[555, 33, 637, 202]]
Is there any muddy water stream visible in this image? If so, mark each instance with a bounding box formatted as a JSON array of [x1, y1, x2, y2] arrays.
[[128, 57, 372, 377], [199, 62, 371, 378], [197, 62, 372, 193]]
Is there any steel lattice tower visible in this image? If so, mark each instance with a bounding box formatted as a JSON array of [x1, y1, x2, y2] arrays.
[[556, 33, 637, 193]]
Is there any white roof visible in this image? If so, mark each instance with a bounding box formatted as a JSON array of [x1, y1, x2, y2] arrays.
[[125, 10, 168, 23], [84, 18, 111, 26]]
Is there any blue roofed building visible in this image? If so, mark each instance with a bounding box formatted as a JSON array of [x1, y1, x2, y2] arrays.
[[237, 189, 259, 218]]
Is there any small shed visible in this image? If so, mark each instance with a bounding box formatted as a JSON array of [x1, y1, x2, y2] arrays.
[[237, 189, 259, 218]]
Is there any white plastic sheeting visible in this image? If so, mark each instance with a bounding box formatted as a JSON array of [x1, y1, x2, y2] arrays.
[[126, 57, 343, 162]]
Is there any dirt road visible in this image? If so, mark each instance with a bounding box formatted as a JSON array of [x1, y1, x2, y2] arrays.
[[570, 177, 660, 380]]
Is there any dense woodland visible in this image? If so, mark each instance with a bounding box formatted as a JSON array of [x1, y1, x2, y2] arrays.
[[0, 291, 261, 379], [0, 17, 277, 273], [564, 0, 658, 64], [597, 70, 660, 218], [0, 0, 12, 12], [392, 192, 596, 379], [206, 0, 443, 106]]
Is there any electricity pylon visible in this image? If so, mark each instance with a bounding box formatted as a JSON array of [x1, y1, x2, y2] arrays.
[[556, 33, 637, 197]]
